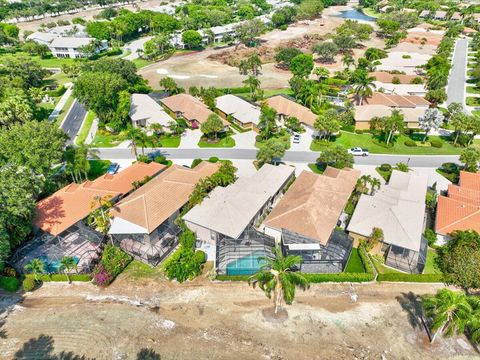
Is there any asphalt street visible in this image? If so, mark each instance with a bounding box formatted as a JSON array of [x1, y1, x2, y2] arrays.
[[61, 99, 87, 145], [96, 148, 459, 167], [446, 38, 468, 109]]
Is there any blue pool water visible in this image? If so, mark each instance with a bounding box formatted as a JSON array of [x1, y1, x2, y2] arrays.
[[226, 251, 267, 275], [41, 256, 79, 273], [335, 9, 376, 22]]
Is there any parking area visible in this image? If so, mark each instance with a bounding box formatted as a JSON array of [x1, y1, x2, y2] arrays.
[[290, 127, 315, 151]]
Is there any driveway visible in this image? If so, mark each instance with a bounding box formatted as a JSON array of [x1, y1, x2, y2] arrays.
[[447, 38, 468, 110], [290, 127, 314, 151], [232, 131, 256, 149], [123, 36, 153, 61], [178, 129, 202, 149]]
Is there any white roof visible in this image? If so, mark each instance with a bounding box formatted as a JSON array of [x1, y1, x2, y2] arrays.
[[129, 94, 174, 127], [184, 164, 295, 239], [216, 95, 261, 126], [347, 171, 428, 251], [373, 82, 426, 96], [49, 37, 94, 49], [27, 31, 57, 44], [109, 217, 148, 234]]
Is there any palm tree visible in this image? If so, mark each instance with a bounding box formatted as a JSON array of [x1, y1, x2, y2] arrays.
[[467, 296, 480, 344], [353, 72, 377, 105], [342, 54, 355, 70], [313, 67, 330, 83], [356, 175, 371, 195], [24, 258, 46, 282], [242, 75, 261, 100], [126, 126, 144, 157], [249, 247, 310, 315], [58, 256, 77, 283], [423, 289, 473, 343], [370, 177, 381, 195]]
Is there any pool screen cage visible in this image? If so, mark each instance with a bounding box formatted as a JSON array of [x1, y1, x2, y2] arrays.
[[111, 221, 182, 267], [385, 237, 427, 274], [217, 227, 275, 275], [11, 222, 105, 274], [282, 229, 353, 273]]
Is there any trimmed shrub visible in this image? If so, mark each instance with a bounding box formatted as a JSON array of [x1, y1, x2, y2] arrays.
[[377, 273, 444, 282], [404, 139, 417, 147], [25, 274, 92, 282], [430, 139, 443, 148], [379, 163, 392, 172], [355, 129, 363, 134], [154, 155, 168, 165], [217, 272, 374, 283], [441, 162, 458, 174], [22, 277, 35, 292], [191, 158, 202, 168], [208, 156, 219, 163], [0, 276, 21, 292], [255, 135, 263, 142], [424, 229, 437, 247], [194, 250, 207, 264], [392, 76, 400, 84], [410, 76, 423, 84], [47, 85, 67, 98]]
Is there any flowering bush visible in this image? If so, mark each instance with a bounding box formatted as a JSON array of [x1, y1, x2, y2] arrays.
[[92, 264, 113, 287]]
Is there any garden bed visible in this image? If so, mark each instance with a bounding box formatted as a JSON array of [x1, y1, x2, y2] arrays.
[[255, 129, 291, 150], [198, 134, 235, 148]]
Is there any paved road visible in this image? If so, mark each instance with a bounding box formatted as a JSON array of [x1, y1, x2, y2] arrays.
[[61, 99, 87, 145], [123, 36, 153, 61], [97, 148, 459, 167], [447, 38, 468, 109]]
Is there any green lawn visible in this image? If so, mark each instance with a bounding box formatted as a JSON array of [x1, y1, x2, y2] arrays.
[[467, 86, 480, 95], [91, 130, 128, 147], [307, 163, 325, 174], [371, 256, 403, 275], [466, 97, 480, 107], [361, 7, 380, 18], [238, 88, 294, 102], [255, 130, 291, 150], [120, 260, 164, 279], [132, 58, 154, 69], [198, 134, 236, 148], [76, 111, 95, 145], [424, 249, 441, 274], [310, 131, 477, 155], [88, 159, 111, 179], [46, 71, 72, 87], [229, 122, 252, 133], [159, 134, 181, 148], [436, 168, 459, 183], [375, 167, 391, 182], [0, 51, 77, 68], [345, 248, 366, 273], [55, 95, 75, 126]]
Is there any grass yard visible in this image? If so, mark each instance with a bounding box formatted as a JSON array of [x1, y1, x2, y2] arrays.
[[466, 96, 480, 107], [467, 86, 480, 94], [88, 159, 111, 179], [255, 130, 291, 150], [0, 51, 77, 68], [229, 122, 252, 133], [424, 249, 441, 274], [76, 111, 96, 145], [307, 163, 325, 174], [361, 7, 380, 18], [310, 131, 475, 155], [91, 130, 128, 147], [46, 71, 72, 87], [198, 134, 236, 148], [371, 256, 403, 275], [344, 248, 365, 273], [132, 58, 155, 69], [375, 167, 391, 182], [159, 134, 181, 148], [120, 260, 164, 280], [238, 88, 294, 102]]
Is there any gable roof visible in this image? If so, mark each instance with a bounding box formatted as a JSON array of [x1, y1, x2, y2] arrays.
[[35, 162, 165, 236], [109, 162, 220, 234], [264, 167, 360, 245], [49, 37, 94, 49], [130, 94, 174, 128], [264, 95, 317, 127], [350, 92, 430, 107], [216, 94, 261, 126], [435, 171, 480, 235], [347, 171, 428, 251], [161, 94, 228, 125], [354, 105, 425, 123], [183, 164, 295, 239]]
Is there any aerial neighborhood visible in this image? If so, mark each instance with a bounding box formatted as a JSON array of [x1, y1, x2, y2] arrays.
[[1, 0, 480, 358]]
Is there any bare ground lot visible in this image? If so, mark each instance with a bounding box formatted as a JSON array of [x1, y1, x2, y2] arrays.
[[139, 6, 386, 89], [0, 276, 478, 360]]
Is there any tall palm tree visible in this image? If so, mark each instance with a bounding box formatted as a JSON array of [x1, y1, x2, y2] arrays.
[[313, 67, 330, 83], [24, 258, 46, 282], [467, 296, 480, 343], [423, 289, 472, 343], [58, 256, 77, 283], [370, 177, 381, 195], [353, 73, 376, 105], [242, 75, 261, 100], [342, 54, 355, 70], [126, 126, 144, 157], [249, 247, 310, 315]]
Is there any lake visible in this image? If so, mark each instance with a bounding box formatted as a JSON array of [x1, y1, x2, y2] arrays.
[[335, 9, 376, 22]]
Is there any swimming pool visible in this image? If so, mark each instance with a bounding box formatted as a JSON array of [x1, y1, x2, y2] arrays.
[[226, 251, 267, 275], [41, 256, 79, 273]]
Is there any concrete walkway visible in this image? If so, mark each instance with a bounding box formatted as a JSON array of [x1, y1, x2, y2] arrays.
[[48, 85, 72, 122]]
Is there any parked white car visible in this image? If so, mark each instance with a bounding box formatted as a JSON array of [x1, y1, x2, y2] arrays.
[[293, 134, 301, 144], [348, 147, 369, 156]]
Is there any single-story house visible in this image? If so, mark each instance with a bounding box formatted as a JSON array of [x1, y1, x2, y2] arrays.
[[15, 162, 165, 273], [347, 170, 429, 273], [435, 171, 480, 245], [350, 92, 430, 108], [26, 31, 57, 46], [370, 72, 422, 85], [216, 94, 261, 131], [434, 11, 448, 20], [373, 82, 427, 96], [377, 52, 432, 75], [129, 94, 175, 130], [264, 95, 317, 128], [109, 162, 220, 266], [263, 167, 360, 273], [49, 37, 108, 58], [161, 94, 229, 129], [450, 12, 462, 21], [354, 105, 426, 130], [183, 164, 295, 274], [419, 10, 430, 18]]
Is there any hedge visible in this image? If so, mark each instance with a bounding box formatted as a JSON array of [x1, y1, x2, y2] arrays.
[[377, 273, 444, 283], [0, 275, 21, 292], [216, 272, 374, 283], [25, 274, 92, 282]]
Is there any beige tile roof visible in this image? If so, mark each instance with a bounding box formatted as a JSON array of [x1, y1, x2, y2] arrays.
[[109, 162, 220, 234], [264, 95, 317, 127], [264, 167, 360, 245], [161, 94, 228, 125], [354, 105, 425, 123], [35, 162, 165, 236], [351, 92, 430, 107]]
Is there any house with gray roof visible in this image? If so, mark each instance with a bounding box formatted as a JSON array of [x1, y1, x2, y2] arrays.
[[129, 94, 175, 130], [347, 170, 429, 273], [216, 94, 261, 130]]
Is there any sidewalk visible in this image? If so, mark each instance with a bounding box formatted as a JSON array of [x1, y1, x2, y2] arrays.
[[48, 84, 72, 122]]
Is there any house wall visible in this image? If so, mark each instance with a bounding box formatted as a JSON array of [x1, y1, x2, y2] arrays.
[[185, 220, 213, 244]]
